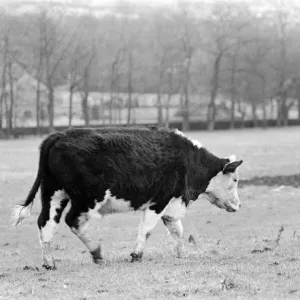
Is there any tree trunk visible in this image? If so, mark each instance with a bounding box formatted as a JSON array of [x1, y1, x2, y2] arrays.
[[68, 85, 74, 128], [207, 102, 216, 131], [230, 99, 235, 129], [282, 104, 288, 126], [156, 68, 164, 127], [7, 60, 14, 135], [0, 43, 7, 130], [0, 66, 6, 130], [109, 92, 113, 125], [132, 106, 136, 124], [4, 93, 8, 134], [47, 85, 55, 133], [36, 79, 41, 134], [127, 52, 133, 125], [82, 92, 89, 126], [0, 94, 2, 129], [229, 79, 236, 129], [36, 42, 43, 135], [207, 52, 222, 131], [182, 86, 189, 132], [251, 103, 257, 127], [229, 49, 238, 129], [165, 93, 172, 128], [296, 84, 300, 120], [165, 104, 170, 128], [276, 97, 282, 126], [237, 99, 246, 128], [283, 99, 294, 127], [262, 100, 268, 128], [182, 55, 192, 132], [127, 93, 132, 125], [157, 93, 163, 126], [82, 69, 90, 126]]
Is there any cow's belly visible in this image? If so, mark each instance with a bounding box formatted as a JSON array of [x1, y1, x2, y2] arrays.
[[86, 190, 187, 219], [93, 190, 149, 216], [98, 197, 134, 215]]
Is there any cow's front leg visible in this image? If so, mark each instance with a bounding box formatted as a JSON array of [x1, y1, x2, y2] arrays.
[[161, 216, 185, 258], [130, 208, 163, 262]]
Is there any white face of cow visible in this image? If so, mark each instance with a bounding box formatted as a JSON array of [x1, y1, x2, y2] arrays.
[[205, 157, 243, 213]]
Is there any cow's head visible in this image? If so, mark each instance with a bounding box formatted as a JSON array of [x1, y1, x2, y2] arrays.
[[205, 155, 243, 212]]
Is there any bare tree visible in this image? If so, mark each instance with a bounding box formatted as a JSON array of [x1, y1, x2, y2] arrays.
[[109, 46, 124, 125], [151, 13, 178, 126], [0, 16, 20, 135], [67, 42, 91, 127], [267, 0, 299, 126], [175, 8, 198, 132], [228, 43, 240, 129], [33, 12, 45, 135], [165, 66, 180, 128], [204, 4, 230, 131], [118, 18, 143, 125], [81, 45, 96, 127], [38, 8, 78, 132], [242, 34, 272, 127], [204, 1, 252, 131], [0, 34, 8, 131]]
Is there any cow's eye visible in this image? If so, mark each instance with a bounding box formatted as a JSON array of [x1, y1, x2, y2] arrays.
[[233, 179, 238, 182]]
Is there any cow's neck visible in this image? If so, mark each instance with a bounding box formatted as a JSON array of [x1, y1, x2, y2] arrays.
[[185, 147, 225, 202]]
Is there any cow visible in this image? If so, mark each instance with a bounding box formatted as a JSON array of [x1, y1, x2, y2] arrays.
[[12, 126, 243, 270]]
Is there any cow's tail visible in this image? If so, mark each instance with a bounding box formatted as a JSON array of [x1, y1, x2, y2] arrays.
[[12, 132, 63, 226]]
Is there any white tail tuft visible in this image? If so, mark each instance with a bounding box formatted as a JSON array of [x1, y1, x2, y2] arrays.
[[11, 204, 33, 226]]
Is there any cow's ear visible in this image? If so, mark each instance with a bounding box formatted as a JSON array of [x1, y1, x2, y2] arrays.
[[223, 160, 243, 174]]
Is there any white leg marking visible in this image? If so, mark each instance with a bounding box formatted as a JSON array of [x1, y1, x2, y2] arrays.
[[163, 218, 185, 257], [40, 190, 67, 242], [163, 198, 187, 257], [39, 190, 68, 268], [133, 208, 166, 256]]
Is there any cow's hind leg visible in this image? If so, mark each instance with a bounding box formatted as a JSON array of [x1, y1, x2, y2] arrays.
[[65, 204, 102, 264], [130, 208, 164, 262], [38, 177, 69, 270], [161, 216, 185, 258]]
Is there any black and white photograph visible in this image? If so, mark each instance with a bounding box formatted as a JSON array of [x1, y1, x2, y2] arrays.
[[1, 0, 300, 299]]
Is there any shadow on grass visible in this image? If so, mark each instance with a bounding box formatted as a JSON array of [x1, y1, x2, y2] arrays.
[[240, 174, 300, 188]]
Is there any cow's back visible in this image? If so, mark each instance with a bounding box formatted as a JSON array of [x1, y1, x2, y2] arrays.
[[47, 127, 189, 208]]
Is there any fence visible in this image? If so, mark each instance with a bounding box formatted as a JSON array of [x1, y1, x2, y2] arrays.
[[1, 118, 300, 139]]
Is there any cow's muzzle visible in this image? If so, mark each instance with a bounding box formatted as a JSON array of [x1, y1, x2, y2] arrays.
[[225, 203, 241, 213]]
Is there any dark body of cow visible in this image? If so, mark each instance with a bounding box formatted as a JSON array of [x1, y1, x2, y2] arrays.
[[12, 126, 243, 270]]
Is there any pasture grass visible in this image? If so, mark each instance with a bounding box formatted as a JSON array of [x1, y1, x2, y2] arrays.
[[1, 127, 300, 299]]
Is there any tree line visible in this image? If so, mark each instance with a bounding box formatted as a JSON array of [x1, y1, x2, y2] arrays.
[[0, 0, 300, 135]]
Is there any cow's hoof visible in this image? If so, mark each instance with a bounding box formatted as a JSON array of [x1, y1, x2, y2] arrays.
[[130, 252, 143, 262], [93, 258, 103, 265], [42, 264, 56, 271], [91, 247, 103, 264]]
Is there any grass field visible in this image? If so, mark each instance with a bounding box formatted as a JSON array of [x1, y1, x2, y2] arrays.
[[1, 127, 300, 300]]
